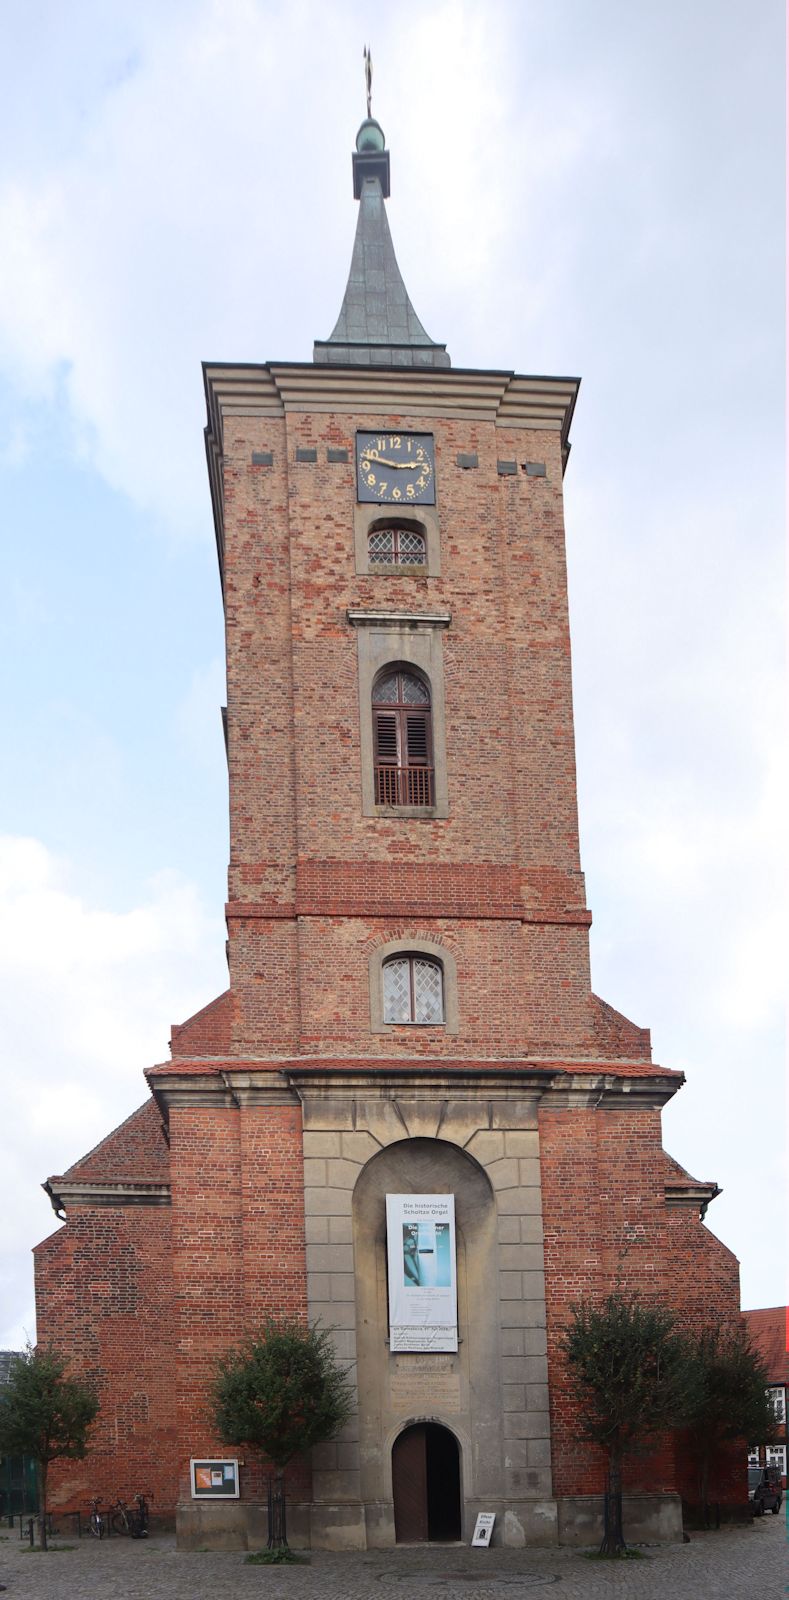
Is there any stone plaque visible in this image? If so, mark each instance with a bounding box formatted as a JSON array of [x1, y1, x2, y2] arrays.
[[390, 1372, 461, 1411]]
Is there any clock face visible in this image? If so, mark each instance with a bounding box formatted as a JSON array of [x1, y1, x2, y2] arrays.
[[356, 431, 436, 505]]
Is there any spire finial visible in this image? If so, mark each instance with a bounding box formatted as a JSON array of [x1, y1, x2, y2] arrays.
[[363, 44, 372, 119]]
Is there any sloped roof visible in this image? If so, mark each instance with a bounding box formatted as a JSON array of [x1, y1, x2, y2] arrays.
[[56, 1097, 168, 1184], [743, 1306, 788, 1380]]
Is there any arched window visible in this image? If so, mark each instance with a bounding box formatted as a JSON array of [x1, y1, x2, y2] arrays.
[[373, 668, 433, 807], [383, 954, 444, 1025], [368, 524, 427, 567]]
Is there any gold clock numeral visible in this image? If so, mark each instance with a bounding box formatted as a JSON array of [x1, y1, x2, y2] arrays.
[[367, 473, 376, 487], [416, 475, 426, 489], [406, 484, 415, 498], [389, 434, 401, 449], [361, 457, 370, 472], [392, 487, 402, 501], [377, 480, 388, 496]]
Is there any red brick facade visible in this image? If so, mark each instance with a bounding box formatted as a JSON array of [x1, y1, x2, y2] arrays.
[[35, 283, 744, 1543]]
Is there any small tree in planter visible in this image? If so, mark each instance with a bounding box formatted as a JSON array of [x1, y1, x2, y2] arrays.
[[683, 1323, 776, 1521], [0, 1347, 98, 1550], [562, 1291, 693, 1556], [213, 1320, 353, 1555]]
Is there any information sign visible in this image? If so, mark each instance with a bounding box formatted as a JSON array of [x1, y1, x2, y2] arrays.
[[386, 1194, 458, 1352], [471, 1512, 496, 1546]]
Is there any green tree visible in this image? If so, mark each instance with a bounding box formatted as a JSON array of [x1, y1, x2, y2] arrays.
[[213, 1320, 353, 1550], [683, 1323, 777, 1517], [562, 1291, 692, 1555], [0, 1347, 98, 1549]]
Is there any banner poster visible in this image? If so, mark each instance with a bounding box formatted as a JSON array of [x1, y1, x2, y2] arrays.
[[386, 1193, 458, 1352]]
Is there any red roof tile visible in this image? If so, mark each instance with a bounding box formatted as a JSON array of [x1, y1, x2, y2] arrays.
[[743, 1307, 789, 1381]]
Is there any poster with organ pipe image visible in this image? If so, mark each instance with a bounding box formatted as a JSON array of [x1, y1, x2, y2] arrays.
[[386, 1193, 458, 1352]]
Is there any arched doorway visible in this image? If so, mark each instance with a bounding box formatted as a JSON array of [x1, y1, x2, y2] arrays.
[[392, 1422, 461, 1542]]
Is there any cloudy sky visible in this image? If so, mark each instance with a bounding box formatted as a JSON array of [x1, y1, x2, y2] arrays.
[[0, 0, 784, 1347]]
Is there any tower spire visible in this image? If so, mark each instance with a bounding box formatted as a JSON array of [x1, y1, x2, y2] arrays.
[[313, 95, 450, 369], [364, 44, 372, 119]]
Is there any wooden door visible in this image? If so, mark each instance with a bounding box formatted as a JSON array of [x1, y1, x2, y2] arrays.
[[392, 1424, 428, 1542]]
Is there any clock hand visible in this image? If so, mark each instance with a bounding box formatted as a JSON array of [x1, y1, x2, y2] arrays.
[[364, 454, 421, 469]]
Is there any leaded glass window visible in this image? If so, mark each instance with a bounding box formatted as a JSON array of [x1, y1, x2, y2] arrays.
[[368, 525, 427, 566], [383, 955, 444, 1024]]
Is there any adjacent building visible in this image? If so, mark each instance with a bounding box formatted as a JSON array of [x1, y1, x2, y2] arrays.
[[744, 1306, 788, 1486]]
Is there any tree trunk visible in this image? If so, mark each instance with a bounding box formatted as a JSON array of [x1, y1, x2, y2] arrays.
[[39, 1461, 48, 1551], [600, 1450, 626, 1556], [700, 1451, 711, 1527], [267, 1468, 288, 1550]]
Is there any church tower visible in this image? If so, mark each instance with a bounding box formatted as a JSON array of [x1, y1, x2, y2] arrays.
[[37, 102, 743, 1549]]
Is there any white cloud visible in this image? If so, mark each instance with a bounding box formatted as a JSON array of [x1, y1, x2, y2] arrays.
[[176, 655, 227, 769], [0, 835, 226, 1346]]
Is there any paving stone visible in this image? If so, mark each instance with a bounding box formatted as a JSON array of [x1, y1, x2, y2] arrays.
[[0, 1516, 783, 1599]]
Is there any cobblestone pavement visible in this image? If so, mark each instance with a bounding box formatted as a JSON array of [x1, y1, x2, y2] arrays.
[[0, 1514, 786, 1600]]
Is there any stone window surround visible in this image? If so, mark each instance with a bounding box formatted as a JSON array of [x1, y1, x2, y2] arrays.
[[348, 610, 450, 819], [369, 936, 459, 1035], [354, 503, 441, 577]]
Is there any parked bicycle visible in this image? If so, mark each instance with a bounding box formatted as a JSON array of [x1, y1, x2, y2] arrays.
[[109, 1496, 132, 1536], [129, 1491, 152, 1539], [86, 1496, 105, 1539]]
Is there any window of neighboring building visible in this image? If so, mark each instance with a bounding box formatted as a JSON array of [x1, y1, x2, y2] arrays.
[[767, 1385, 786, 1425], [373, 668, 433, 807], [747, 1445, 760, 1467], [765, 1443, 787, 1476], [368, 525, 427, 567], [382, 954, 444, 1025]]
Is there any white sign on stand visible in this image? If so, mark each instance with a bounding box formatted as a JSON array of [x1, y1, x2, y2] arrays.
[[471, 1512, 496, 1546]]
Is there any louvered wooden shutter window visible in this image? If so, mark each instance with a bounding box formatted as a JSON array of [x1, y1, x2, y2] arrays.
[[374, 712, 400, 805], [405, 715, 428, 763], [373, 669, 434, 806]]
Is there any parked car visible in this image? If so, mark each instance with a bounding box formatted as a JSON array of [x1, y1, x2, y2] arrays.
[[749, 1464, 783, 1515]]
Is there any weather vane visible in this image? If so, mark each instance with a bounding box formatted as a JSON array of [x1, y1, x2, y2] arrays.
[[364, 44, 372, 118]]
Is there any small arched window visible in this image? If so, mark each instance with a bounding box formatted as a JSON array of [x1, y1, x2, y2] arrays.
[[368, 524, 427, 567], [373, 668, 433, 807], [383, 954, 444, 1024]]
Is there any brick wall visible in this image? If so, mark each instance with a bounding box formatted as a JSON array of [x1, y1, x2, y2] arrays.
[[33, 370, 745, 1536], [168, 1101, 310, 1506], [221, 409, 590, 1064], [540, 1105, 744, 1504], [34, 1203, 177, 1515]]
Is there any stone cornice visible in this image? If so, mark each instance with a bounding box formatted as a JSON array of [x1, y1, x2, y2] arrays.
[[146, 1059, 681, 1113], [665, 1178, 722, 1217], [346, 609, 451, 629], [43, 1178, 171, 1218], [203, 362, 579, 435], [542, 1073, 681, 1111]]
